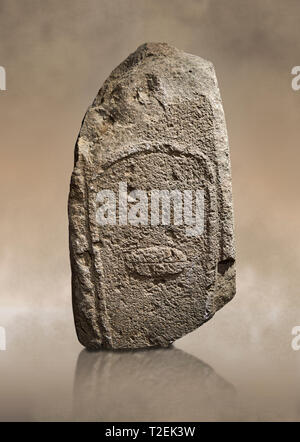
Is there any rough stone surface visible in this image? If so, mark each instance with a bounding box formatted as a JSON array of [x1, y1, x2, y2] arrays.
[[68, 42, 235, 350]]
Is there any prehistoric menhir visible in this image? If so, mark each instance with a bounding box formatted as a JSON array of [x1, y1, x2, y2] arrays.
[[68, 43, 235, 350]]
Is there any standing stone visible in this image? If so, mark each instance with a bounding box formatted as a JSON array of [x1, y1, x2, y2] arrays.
[[68, 43, 235, 350]]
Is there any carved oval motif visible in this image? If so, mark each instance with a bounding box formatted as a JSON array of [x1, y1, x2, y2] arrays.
[[125, 246, 188, 277]]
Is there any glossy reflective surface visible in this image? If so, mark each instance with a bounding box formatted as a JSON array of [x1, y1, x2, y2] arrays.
[[0, 306, 299, 421]]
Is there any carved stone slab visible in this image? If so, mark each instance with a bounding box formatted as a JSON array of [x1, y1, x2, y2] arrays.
[[68, 43, 235, 349]]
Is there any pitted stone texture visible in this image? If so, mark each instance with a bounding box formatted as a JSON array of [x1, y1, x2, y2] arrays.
[[68, 43, 235, 350]]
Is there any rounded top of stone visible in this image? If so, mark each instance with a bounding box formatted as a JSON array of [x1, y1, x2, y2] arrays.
[[135, 42, 180, 57], [131, 42, 211, 70]]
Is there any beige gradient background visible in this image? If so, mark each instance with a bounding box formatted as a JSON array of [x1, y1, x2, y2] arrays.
[[0, 0, 300, 421]]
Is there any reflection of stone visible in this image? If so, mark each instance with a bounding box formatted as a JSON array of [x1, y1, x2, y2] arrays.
[[73, 347, 238, 421], [69, 42, 235, 350]]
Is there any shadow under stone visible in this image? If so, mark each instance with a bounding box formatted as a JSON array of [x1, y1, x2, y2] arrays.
[[73, 346, 239, 421]]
